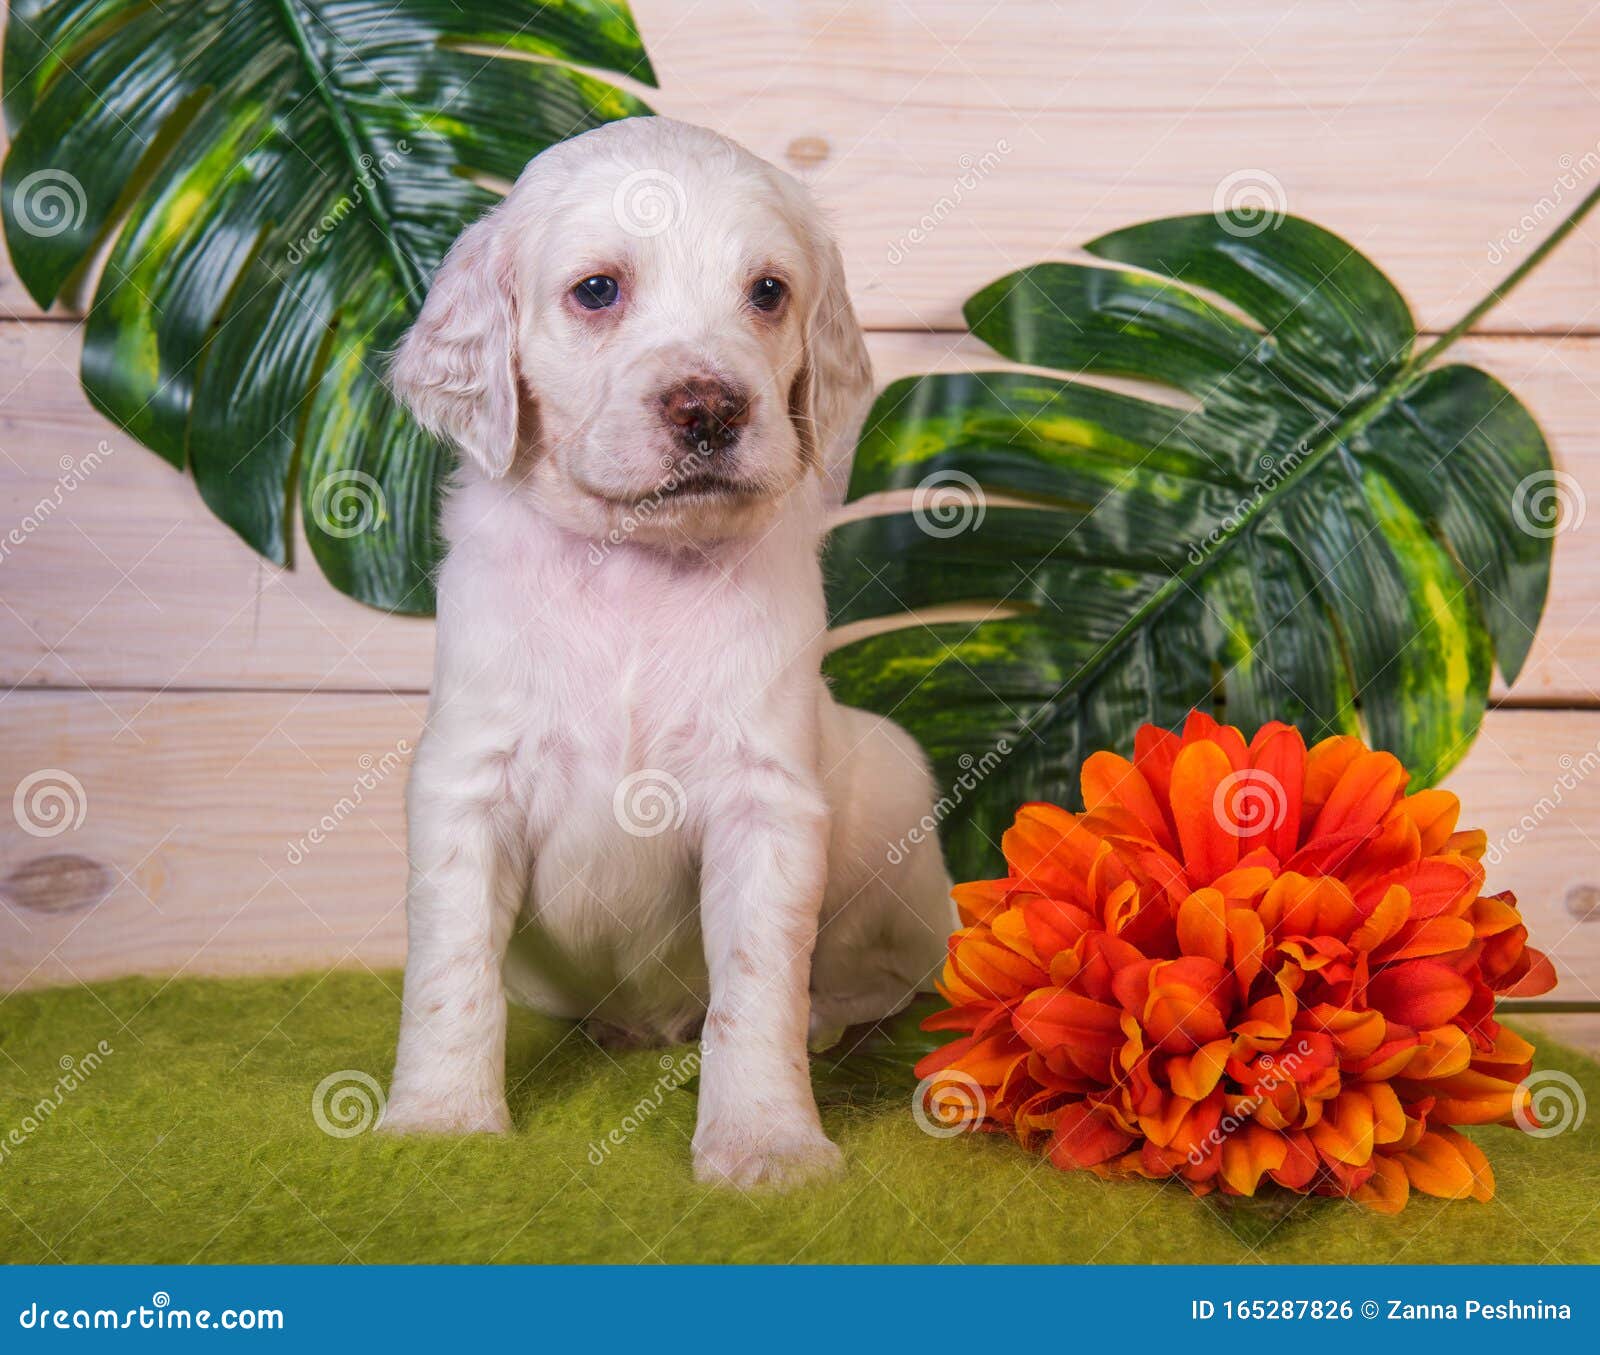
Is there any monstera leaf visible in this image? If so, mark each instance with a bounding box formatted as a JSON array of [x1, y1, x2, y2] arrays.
[[823, 213, 1560, 881], [2, 0, 654, 610]]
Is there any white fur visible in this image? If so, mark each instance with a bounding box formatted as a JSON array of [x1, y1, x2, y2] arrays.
[[380, 118, 954, 1189]]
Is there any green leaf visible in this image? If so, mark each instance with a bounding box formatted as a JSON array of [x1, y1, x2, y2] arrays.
[[824, 213, 1556, 880], [2, 0, 654, 612]]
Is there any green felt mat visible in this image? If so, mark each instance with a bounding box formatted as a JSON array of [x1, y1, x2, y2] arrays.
[[1, 972, 1595, 1264]]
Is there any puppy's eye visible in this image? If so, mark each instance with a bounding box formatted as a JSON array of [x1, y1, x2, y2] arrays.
[[573, 275, 620, 310], [749, 276, 786, 312]]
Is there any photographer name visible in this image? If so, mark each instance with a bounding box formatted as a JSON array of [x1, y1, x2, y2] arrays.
[[1387, 1299, 1571, 1321]]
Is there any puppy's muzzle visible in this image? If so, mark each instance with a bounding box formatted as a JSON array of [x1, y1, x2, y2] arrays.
[[659, 376, 752, 460]]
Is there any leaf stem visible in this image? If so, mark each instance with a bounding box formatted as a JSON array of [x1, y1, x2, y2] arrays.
[[270, 0, 426, 303], [1409, 176, 1600, 372], [1002, 178, 1600, 737]]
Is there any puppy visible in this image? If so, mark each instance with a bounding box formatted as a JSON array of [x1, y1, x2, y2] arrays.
[[381, 117, 954, 1188]]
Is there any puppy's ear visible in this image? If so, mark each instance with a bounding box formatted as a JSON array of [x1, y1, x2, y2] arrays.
[[790, 234, 873, 497], [390, 207, 520, 479]]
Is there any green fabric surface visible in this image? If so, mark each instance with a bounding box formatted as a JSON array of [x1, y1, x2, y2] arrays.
[[0, 972, 1595, 1264]]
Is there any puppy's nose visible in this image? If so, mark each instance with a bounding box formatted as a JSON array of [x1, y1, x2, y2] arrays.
[[659, 377, 751, 455]]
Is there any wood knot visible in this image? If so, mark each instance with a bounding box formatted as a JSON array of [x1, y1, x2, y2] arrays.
[[0, 853, 113, 915], [1565, 883, 1600, 922], [785, 136, 829, 170]]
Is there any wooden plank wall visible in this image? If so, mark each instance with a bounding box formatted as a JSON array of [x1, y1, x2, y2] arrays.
[[1, 2, 1598, 1044]]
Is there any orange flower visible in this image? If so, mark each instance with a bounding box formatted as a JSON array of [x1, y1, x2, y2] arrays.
[[916, 713, 1557, 1211]]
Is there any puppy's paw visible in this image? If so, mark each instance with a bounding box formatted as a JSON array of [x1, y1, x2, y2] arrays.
[[692, 1122, 844, 1191], [378, 1085, 511, 1136]]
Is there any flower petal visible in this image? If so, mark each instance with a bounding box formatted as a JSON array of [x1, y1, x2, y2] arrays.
[[1374, 915, 1476, 963], [1140, 957, 1231, 1052], [1168, 1038, 1233, 1101], [1401, 789, 1461, 856], [1015, 988, 1123, 1081], [1367, 959, 1471, 1028], [1170, 740, 1241, 886], [1432, 1127, 1495, 1202], [1228, 907, 1267, 999], [1177, 888, 1229, 964], [1270, 1131, 1320, 1190], [950, 878, 1013, 927], [1401, 1024, 1474, 1080], [1495, 946, 1558, 998], [1246, 722, 1307, 861], [1416, 1070, 1525, 1125], [1047, 1101, 1137, 1169], [1183, 710, 1248, 766], [1021, 894, 1100, 960], [1348, 884, 1412, 953], [1302, 735, 1367, 821], [1220, 1123, 1288, 1196], [1366, 856, 1482, 922], [1398, 1130, 1488, 1200], [1082, 751, 1176, 852], [1353, 1154, 1411, 1213], [1133, 723, 1181, 808], [1310, 1091, 1377, 1166], [1312, 749, 1407, 841], [951, 933, 1048, 1000], [1003, 804, 1100, 900]]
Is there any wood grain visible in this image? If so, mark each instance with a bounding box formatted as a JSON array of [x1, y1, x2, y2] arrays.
[[1, 0, 1596, 1009], [0, 323, 440, 693], [1, 696, 1596, 997], [0, 323, 1594, 699], [0, 692, 420, 991], [3, 1, 1600, 331]]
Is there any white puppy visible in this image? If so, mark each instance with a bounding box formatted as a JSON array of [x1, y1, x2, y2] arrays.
[[381, 117, 954, 1188]]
